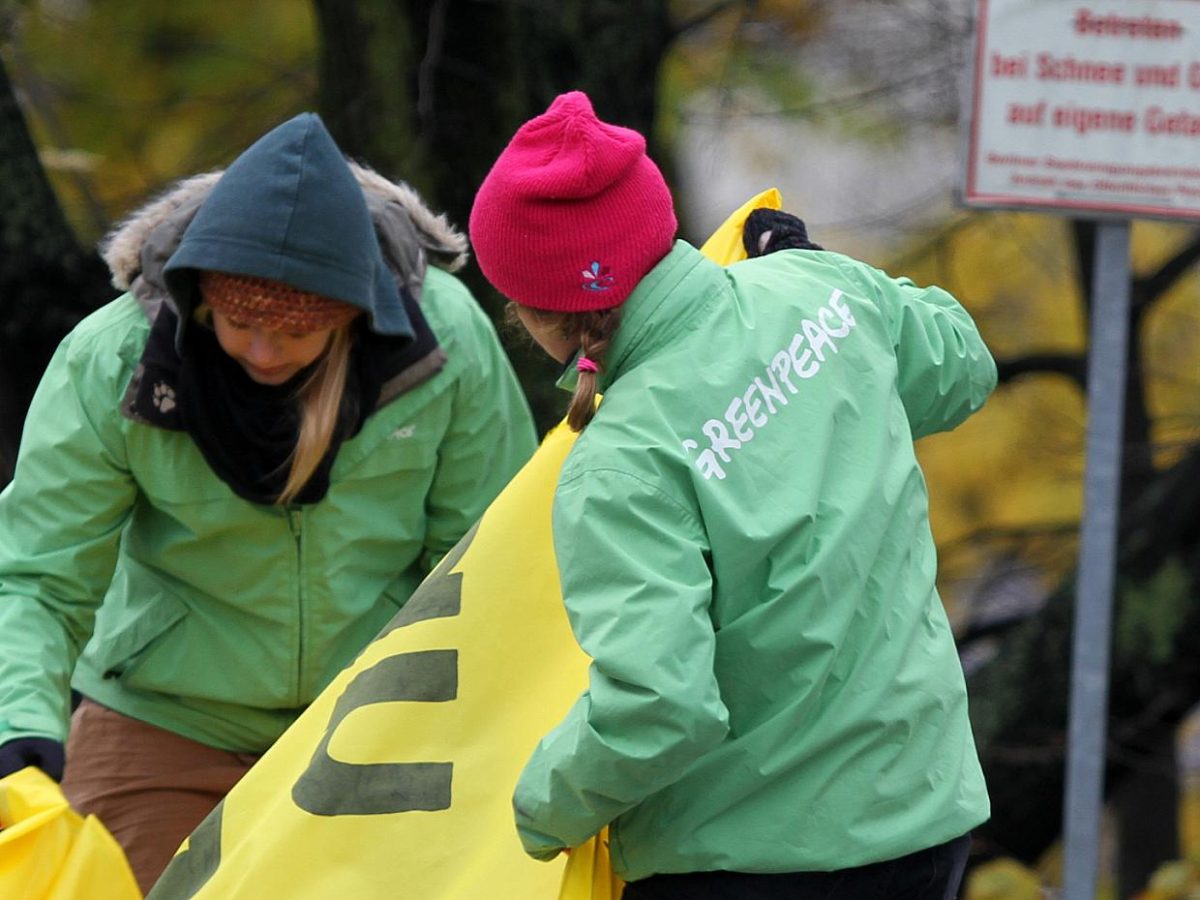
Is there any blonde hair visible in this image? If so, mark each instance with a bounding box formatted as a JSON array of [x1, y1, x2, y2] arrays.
[[508, 303, 622, 432], [280, 325, 353, 504]]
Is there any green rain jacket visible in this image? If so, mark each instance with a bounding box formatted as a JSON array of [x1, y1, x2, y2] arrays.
[[514, 241, 995, 880], [0, 117, 535, 753]]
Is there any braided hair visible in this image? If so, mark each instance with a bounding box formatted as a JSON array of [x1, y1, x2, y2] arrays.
[[564, 307, 622, 432]]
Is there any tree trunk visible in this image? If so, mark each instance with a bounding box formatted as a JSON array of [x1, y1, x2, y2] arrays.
[[0, 54, 110, 486], [311, 0, 675, 431], [314, 0, 673, 260]]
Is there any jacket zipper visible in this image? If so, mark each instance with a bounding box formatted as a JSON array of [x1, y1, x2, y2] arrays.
[[286, 506, 304, 706]]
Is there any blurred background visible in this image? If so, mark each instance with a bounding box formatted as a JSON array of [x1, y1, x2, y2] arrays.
[[1, 1, 1198, 896]]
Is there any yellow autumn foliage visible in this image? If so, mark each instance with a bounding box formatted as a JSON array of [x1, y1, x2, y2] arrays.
[[965, 857, 1045, 900], [903, 212, 1200, 611]]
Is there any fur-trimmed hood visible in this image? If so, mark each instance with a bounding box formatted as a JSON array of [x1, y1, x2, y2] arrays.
[[101, 156, 469, 322], [103, 119, 469, 432]]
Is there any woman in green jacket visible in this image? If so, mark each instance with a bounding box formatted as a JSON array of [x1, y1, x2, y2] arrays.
[[0, 113, 535, 892], [468, 91, 995, 898]]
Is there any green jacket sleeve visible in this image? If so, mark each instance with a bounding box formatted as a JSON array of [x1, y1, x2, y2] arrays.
[[834, 256, 997, 440], [0, 332, 137, 745], [513, 468, 729, 857], [417, 303, 536, 572]]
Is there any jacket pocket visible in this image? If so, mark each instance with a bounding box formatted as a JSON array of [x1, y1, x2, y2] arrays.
[[89, 577, 189, 684]]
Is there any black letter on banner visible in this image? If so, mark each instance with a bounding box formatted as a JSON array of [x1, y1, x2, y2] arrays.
[[376, 522, 475, 637], [291, 522, 474, 815], [292, 649, 458, 815]]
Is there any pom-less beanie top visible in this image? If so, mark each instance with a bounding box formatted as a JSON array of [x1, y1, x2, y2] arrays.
[[469, 91, 677, 312]]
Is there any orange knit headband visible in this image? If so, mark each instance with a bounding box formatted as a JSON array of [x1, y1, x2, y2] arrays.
[[197, 270, 361, 333]]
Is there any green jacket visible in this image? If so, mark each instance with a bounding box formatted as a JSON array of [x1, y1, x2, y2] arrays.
[[514, 241, 995, 879], [0, 154, 536, 752]]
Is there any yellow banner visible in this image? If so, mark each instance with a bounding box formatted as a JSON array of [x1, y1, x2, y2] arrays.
[[698, 187, 782, 264], [0, 766, 141, 900]]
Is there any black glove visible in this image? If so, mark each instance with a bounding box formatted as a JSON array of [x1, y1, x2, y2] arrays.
[[743, 208, 824, 257], [0, 737, 66, 781]]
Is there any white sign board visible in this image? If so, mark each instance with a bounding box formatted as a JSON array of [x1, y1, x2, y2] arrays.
[[963, 0, 1200, 219]]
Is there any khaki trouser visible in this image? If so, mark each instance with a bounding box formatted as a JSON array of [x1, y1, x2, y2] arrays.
[[61, 699, 260, 895]]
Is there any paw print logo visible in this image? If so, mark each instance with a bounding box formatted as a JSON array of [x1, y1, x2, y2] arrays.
[[581, 261, 615, 292], [152, 382, 176, 414]]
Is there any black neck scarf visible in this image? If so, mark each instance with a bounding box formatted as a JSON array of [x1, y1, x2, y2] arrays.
[[178, 325, 360, 505], [133, 305, 373, 505], [129, 290, 439, 506]]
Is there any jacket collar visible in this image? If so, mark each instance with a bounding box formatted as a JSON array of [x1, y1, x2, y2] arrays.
[[557, 241, 728, 393]]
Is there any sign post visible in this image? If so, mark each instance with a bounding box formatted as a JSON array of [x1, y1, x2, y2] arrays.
[[1063, 220, 1130, 900], [962, 2, 1200, 896]]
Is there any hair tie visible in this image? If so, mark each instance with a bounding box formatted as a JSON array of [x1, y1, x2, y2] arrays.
[[576, 356, 599, 374]]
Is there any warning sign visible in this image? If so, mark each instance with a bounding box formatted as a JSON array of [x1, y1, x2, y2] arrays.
[[962, 0, 1200, 220]]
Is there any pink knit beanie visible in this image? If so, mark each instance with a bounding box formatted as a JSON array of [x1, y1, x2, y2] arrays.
[[469, 91, 677, 312]]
